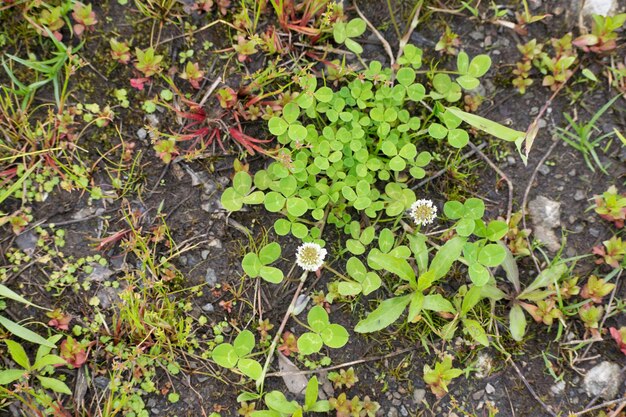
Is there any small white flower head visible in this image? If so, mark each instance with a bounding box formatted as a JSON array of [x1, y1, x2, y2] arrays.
[[409, 199, 437, 226], [296, 242, 327, 272]]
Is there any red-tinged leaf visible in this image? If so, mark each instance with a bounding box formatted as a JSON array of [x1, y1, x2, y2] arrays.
[[130, 78, 149, 90], [610, 327, 626, 355], [573, 34, 598, 47]]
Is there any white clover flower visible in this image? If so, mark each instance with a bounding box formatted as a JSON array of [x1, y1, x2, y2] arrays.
[[409, 199, 437, 226], [296, 242, 327, 272]]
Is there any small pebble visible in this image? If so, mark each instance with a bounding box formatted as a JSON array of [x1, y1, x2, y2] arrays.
[[399, 405, 408, 417], [485, 383, 495, 395], [202, 303, 214, 313], [388, 406, 399, 417], [589, 228, 600, 238], [393, 392, 401, 399], [136, 128, 147, 140], [205, 267, 218, 286], [413, 389, 426, 404], [472, 390, 485, 400], [551, 380, 566, 396], [574, 190, 586, 201], [538, 165, 551, 175], [391, 399, 401, 406], [529, 106, 539, 116]]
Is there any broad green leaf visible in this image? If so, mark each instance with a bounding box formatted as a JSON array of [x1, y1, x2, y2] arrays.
[[428, 123, 448, 139], [509, 304, 526, 341], [408, 234, 429, 274], [0, 284, 39, 308], [464, 198, 485, 219], [486, 220, 508, 241], [309, 400, 330, 412], [361, 272, 381, 295], [282, 102, 300, 124], [221, 188, 244, 212], [33, 354, 66, 370], [447, 107, 524, 142], [500, 243, 520, 292], [274, 218, 291, 236], [478, 244, 506, 267], [233, 171, 252, 196], [520, 263, 567, 296], [378, 228, 395, 253], [443, 201, 465, 219], [307, 306, 329, 333], [212, 344, 238, 368], [0, 369, 26, 385], [447, 128, 469, 148], [461, 285, 483, 315], [238, 358, 262, 381], [463, 319, 489, 346], [456, 217, 475, 236], [259, 242, 281, 265], [297, 332, 323, 355], [286, 197, 308, 217], [305, 376, 319, 410], [367, 249, 415, 282], [345, 18, 366, 37], [468, 55, 491, 77], [396, 67, 416, 86], [0, 316, 55, 348], [429, 237, 465, 280], [251, 411, 282, 417], [456, 51, 469, 73], [234, 330, 255, 357], [333, 22, 347, 43], [407, 292, 424, 322], [344, 38, 363, 54], [455, 75, 479, 90], [259, 266, 284, 284], [468, 262, 490, 287], [268, 117, 288, 136], [422, 294, 455, 313], [338, 282, 362, 296], [264, 192, 286, 212], [288, 124, 308, 141], [320, 324, 349, 348], [243, 191, 265, 205], [265, 391, 301, 415], [5, 340, 30, 370], [37, 376, 72, 395], [314, 87, 333, 103], [242, 253, 262, 278], [354, 295, 411, 333]]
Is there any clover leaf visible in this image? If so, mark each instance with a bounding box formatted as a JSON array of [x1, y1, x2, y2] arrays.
[[211, 330, 262, 381], [333, 18, 366, 54], [221, 171, 264, 212]]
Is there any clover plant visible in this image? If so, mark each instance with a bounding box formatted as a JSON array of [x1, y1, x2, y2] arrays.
[[242, 242, 284, 283], [211, 330, 263, 381], [297, 306, 349, 355], [250, 376, 330, 417], [333, 18, 366, 54]]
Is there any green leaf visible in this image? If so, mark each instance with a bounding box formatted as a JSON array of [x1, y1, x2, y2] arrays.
[[346, 18, 366, 37], [0, 316, 55, 348], [242, 253, 262, 278], [463, 198, 485, 219], [361, 272, 381, 295], [486, 221, 508, 241], [443, 201, 465, 219], [233, 330, 255, 357], [457, 51, 469, 73], [212, 343, 238, 368], [333, 22, 347, 43], [320, 324, 349, 348], [338, 282, 362, 296], [461, 285, 483, 315], [0, 284, 39, 308], [456, 217, 475, 236], [286, 197, 308, 217], [422, 294, 455, 313], [396, 67, 416, 86], [378, 229, 395, 253], [468, 55, 491, 77], [233, 171, 252, 196], [429, 237, 465, 280], [282, 102, 300, 124], [221, 188, 244, 212], [288, 124, 308, 141], [259, 266, 284, 284], [243, 191, 265, 205], [354, 295, 411, 333], [408, 234, 429, 274], [344, 38, 363, 54], [297, 332, 323, 355], [407, 292, 424, 322], [446, 107, 524, 142], [455, 75, 479, 90], [477, 244, 506, 267], [314, 87, 333, 103], [5, 340, 30, 370], [520, 263, 567, 296], [305, 376, 319, 410], [509, 304, 526, 341], [468, 263, 490, 286], [309, 400, 330, 412], [264, 192, 286, 212], [428, 123, 448, 139], [367, 249, 415, 283], [0, 369, 26, 385], [33, 354, 66, 370], [447, 128, 469, 148], [37, 376, 72, 395], [463, 319, 489, 346], [307, 306, 329, 333], [274, 218, 291, 236], [265, 391, 301, 415], [238, 358, 263, 381], [259, 242, 281, 265], [268, 117, 288, 136]]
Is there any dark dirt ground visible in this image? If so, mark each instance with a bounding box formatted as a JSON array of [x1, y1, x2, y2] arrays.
[[1, 0, 626, 416]]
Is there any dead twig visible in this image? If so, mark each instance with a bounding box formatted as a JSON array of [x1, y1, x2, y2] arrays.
[[570, 397, 626, 417], [353, 1, 394, 66], [266, 346, 418, 377], [397, 0, 423, 62], [507, 358, 558, 417], [468, 141, 514, 223]]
